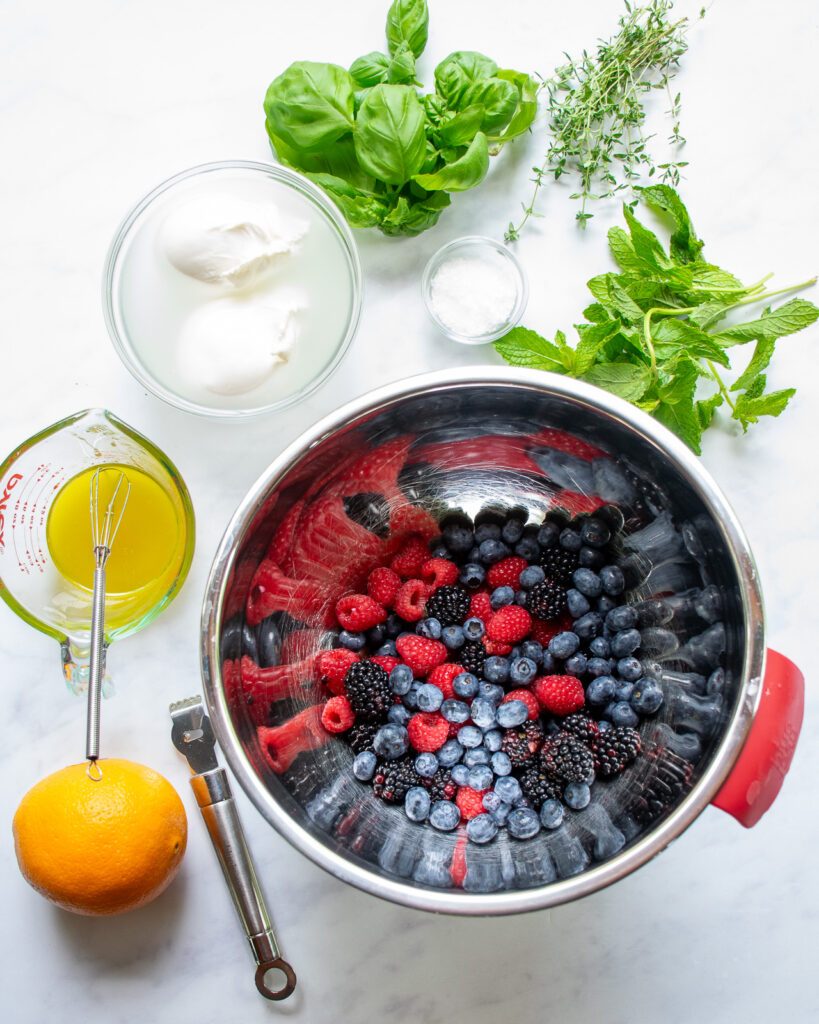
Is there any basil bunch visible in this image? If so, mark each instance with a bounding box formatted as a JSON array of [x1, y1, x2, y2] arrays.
[[263, 0, 537, 236]]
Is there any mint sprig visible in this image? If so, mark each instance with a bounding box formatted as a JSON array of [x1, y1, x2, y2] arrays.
[[494, 185, 818, 453]]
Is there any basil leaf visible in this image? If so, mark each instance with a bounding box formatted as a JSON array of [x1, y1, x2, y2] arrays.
[[636, 184, 704, 264], [582, 362, 652, 401], [355, 84, 426, 185], [490, 69, 538, 143], [435, 51, 498, 109], [267, 130, 374, 190], [307, 174, 388, 228], [386, 0, 428, 59], [264, 62, 355, 153], [494, 328, 570, 372], [714, 298, 819, 345], [436, 105, 484, 147], [387, 42, 417, 84], [461, 77, 518, 134], [380, 192, 451, 236], [412, 132, 489, 192], [350, 52, 390, 88]]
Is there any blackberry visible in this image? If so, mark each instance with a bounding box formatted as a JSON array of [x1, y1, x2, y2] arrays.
[[538, 546, 580, 586], [459, 640, 486, 676], [344, 660, 392, 723], [372, 757, 421, 804], [591, 726, 641, 778], [562, 713, 601, 745], [424, 767, 457, 802], [526, 580, 567, 620], [541, 732, 595, 783], [630, 748, 693, 824], [501, 720, 544, 768], [346, 721, 379, 754], [425, 584, 470, 626], [518, 764, 561, 810]]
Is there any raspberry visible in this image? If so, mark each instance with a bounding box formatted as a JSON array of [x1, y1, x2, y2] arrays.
[[487, 556, 528, 589], [407, 712, 449, 752], [455, 786, 485, 821], [450, 834, 468, 887], [534, 675, 585, 715], [396, 634, 448, 676], [394, 578, 428, 621], [256, 706, 326, 774], [502, 688, 540, 720], [371, 655, 400, 675], [486, 605, 532, 643], [428, 662, 465, 700], [335, 593, 387, 631], [318, 649, 359, 695], [530, 613, 573, 646], [390, 537, 429, 578], [483, 638, 513, 656], [469, 590, 493, 622], [367, 566, 401, 607], [421, 557, 459, 590], [320, 695, 355, 733]]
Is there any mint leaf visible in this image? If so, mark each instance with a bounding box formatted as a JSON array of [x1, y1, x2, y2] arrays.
[[652, 318, 731, 368], [730, 337, 776, 392], [688, 298, 732, 330], [623, 205, 671, 268], [587, 274, 645, 323], [696, 392, 723, 429], [655, 395, 703, 453], [607, 227, 643, 274], [494, 327, 569, 372], [733, 388, 796, 430], [582, 362, 652, 401], [715, 298, 819, 345], [635, 184, 704, 264], [688, 265, 744, 293], [583, 302, 609, 323]]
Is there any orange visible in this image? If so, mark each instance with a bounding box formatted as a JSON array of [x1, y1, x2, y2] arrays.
[[12, 758, 187, 916]]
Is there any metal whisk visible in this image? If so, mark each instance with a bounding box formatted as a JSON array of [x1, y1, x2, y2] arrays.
[[85, 467, 130, 776]]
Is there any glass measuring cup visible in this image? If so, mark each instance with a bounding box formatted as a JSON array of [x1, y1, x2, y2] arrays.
[[0, 409, 195, 693]]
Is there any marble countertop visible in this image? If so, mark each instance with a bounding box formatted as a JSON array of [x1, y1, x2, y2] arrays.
[[2, 0, 817, 1020]]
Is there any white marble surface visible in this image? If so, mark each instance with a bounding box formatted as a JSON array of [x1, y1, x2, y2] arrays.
[[2, 0, 818, 1020]]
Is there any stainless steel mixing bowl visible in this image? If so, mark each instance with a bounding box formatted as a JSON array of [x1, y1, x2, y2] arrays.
[[201, 368, 803, 915]]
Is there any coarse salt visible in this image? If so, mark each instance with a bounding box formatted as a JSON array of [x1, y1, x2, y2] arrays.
[[429, 253, 518, 338]]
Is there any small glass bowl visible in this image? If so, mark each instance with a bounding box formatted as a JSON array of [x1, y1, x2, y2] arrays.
[[422, 236, 528, 345], [102, 160, 363, 419]]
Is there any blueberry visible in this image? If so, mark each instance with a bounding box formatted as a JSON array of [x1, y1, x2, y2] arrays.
[[496, 700, 528, 728], [482, 790, 502, 812], [573, 612, 603, 640], [630, 680, 664, 714], [479, 682, 505, 705], [387, 705, 411, 726], [483, 729, 503, 753], [540, 799, 565, 829], [441, 698, 470, 724], [464, 747, 491, 767], [470, 697, 497, 728], [338, 630, 366, 651], [587, 675, 617, 706], [579, 546, 606, 569], [466, 813, 499, 844], [458, 725, 483, 748], [563, 782, 591, 810], [597, 595, 617, 615], [502, 518, 525, 544], [402, 681, 421, 709], [367, 623, 387, 647], [573, 568, 603, 598], [537, 522, 560, 549], [483, 656, 510, 684], [606, 605, 638, 631], [515, 590, 529, 606], [540, 650, 556, 673], [404, 786, 431, 822], [490, 586, 515, 609], [589, 636, 611, 658], [429, 800, 461, 831], [494, 776, 522, 804], [519, 565, 546, 589], [416, 616, 442, 640], [416, 683, 444, 712], [507, 807, 541, 839], [451, 764, 470, 786], [600, 565, 625, 596], [490, 802, 512, 825], [453, 672, 479, 698], [490, 751, 512, 776], [415, 752, 439, 778], [614, 681, 634, 702], [580, 518, 611, 548], [390, 663, 414, 695], [515, 537, 540, 561], [460, 563, 485, 589], [469, 765, 494, 791], [443, 522, 474, 554], [707, 667, 725, 695], [475, 522, 502, 543], [463, 616, 486, 640], [559, 528, 582, 552], [385, 613, 405, 637], [565, 652, 588, 676], [479, 539, 510, 565], [442, 624, 466, 650], [617, 656, 643, 682], [373, 724, 409, 760], [376, 640, 398, 657], [548, 632, 581, 659], [611, 628, 642, 658], [430, 545, 450, 560], [566, 588, 591, 618], [510, 656, 538, 685], [521, 640, 543, 663], [438, 738, 465, 767], [352, 750, 377, 781], [608, 701, 640, 728], [586, 656, 614, 678]]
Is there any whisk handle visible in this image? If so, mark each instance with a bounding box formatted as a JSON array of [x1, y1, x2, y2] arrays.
[[85, 561, 107, 762]]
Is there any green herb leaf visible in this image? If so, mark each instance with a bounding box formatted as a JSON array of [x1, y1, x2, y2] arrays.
[[733, 388, 796, 429], [490, 69, 538, 143], [493, 328, 570, 372], [435, 105, 484, 147], [264, 62, 355, 153], [636, 184, 704, 263], [460, 77, 519, 135], [696, 393, 723, 429], [582, 362, 652, 401], [306, 174, 388, 228], [412, 132, 490, 192], [607, 227, 644, 274], [651, 318, 730, 368], [655, 395, 703, 453], [386, 0, 429, 59], [354, 84, 426, 185], [729, 337, 776, 392], [622, 205, 671, 269], [714, 298, 819, 345], [434, 51, 498, 109], [350, 52, 390, 88], [387, 43, 418, 84], [587, 274, 645, 324]]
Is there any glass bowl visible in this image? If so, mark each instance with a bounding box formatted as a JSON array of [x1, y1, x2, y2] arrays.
[[422, 236, 528, 345], [102, 160, 363, 418]]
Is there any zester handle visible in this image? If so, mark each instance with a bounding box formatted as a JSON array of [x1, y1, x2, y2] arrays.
[[189, 767, 296, 1000], [85, 563, 107, 763]]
